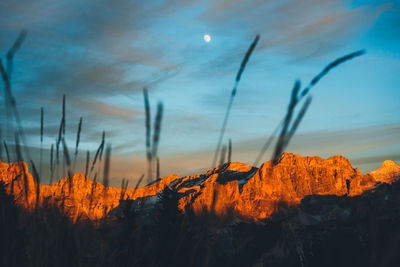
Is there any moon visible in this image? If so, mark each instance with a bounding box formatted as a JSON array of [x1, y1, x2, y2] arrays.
[[203, 34, 211, 43]]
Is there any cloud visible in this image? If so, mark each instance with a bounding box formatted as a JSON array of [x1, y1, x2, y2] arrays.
[[200, 0, 386, 60], [351, 154, 400, 166], [73, 98, 141, 121]]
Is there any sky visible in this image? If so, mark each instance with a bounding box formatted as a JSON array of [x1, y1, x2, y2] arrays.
[[0, 0, 399, 186]]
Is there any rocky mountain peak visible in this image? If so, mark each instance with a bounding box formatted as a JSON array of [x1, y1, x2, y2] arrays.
[[369, 160, 400, 183], [1, 154, 399, 221]]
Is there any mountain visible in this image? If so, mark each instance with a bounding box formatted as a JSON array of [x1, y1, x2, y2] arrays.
[[0, 153, 399, 221], [369, 160, 400, 184]]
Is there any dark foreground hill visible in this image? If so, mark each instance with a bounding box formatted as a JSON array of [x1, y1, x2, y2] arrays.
[[0, 153, 400, 266]]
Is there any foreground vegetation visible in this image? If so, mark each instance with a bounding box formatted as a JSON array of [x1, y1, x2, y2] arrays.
[[1, 178, 400, 267]]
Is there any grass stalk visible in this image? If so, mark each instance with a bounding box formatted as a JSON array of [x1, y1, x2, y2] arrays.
[[14, 133, 28, 203], [30, 160, 40, 211], [84, 150, 90, 178], [73, 117, 82, 171], [228, 139, 232, 163], [211, 34, 260, 169], [143, 88, 152, 181], [156, 157, 160, 180], [151, 102, 163, 179], [49, 144, 54, 185], [62, 139, 73, 194], [255, 50, 366, 166], [3, 141, 10, 163], [40, 107, 43, 177], [90, 131, 105, 174]]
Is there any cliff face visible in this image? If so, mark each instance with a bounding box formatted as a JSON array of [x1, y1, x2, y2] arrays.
[[174, 153, 377, 219], [0, 160, 37, 209], [1, 153, 399, 221]]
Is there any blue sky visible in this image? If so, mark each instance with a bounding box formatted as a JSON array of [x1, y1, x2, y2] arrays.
[[0, 0, 399, 185]]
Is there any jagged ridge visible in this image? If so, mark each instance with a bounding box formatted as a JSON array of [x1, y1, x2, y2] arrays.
[[0, 153, 399, 221]]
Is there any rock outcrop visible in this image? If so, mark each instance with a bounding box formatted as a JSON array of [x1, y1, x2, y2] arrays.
[[0, 160, 37, 209], [1, 153, 399, 221], [173, 153, 376, 219], [369, 160, 400, 184]]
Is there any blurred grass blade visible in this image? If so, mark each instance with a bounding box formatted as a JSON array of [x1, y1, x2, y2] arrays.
[[85, 150, 90, 178], [228, 139, 232, 163], [271, 80, 300, 164], [211, 34, 260, 169], [75, 117, 82, 156], [6, 30, 27, 79], [301, 50, 365, 97], [30, 160, 40, 211], [103, 144, 111, 189], [3, 141, 10, 163], [49, 144, 54, 185], [143, 88, 152, 181]]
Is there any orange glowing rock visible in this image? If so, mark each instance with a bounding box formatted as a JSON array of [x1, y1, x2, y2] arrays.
[[0, 160, 37, 209], [369, 160, 400, 184], [1, 153, 399, 221]]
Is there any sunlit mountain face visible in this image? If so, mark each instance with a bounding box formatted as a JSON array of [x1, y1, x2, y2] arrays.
[[1, 0, 400, 266], [1, 153, 400, 221]]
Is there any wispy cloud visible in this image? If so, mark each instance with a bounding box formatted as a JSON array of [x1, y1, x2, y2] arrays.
[[73, 98, 141, 121], [199, 0, 386, 58]]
